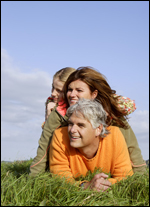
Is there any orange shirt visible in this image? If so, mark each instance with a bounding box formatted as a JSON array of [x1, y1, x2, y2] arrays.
[[49, 126, 133, 185]]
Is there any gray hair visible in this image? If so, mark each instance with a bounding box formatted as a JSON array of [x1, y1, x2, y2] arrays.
[[66, 99, 110, 138]]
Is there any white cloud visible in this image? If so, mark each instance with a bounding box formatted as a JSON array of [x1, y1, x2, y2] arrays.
[[1, 48, 52, 121], [128, 110, 149, 160], [129, 110, 149, 138], [1, 48, 53, 161]]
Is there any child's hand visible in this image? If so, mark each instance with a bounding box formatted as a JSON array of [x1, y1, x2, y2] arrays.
[[46, 102, 56, 120]]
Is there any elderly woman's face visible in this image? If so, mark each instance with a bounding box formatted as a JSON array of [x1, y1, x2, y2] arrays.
[[67, 79, 97, 106]]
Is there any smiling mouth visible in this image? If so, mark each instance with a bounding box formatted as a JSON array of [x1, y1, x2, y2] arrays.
[[70, 136, 80, 140], [70, 99, 78, 103]]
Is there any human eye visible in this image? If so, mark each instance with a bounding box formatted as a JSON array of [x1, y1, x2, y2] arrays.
[[78, 123, 85, 128], [77, 88, 83, 92], [67, 88, 72, 92], [56, 89, 62, 93]]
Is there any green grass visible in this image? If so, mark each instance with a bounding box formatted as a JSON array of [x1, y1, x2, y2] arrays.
[[1, 159, 149, 206]]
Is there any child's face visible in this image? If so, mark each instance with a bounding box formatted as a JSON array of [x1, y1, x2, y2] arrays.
[[51, 77, 64, 103]]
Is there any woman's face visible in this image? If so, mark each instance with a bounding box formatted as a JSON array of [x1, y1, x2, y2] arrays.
[[51, 77, 64, 103], [67, 79, 97, 106]]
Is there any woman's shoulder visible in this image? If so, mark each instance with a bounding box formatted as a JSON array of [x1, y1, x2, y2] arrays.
[[111, 117, 130, 129]]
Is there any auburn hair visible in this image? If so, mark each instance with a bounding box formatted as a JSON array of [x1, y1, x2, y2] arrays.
[[63, 66, 129, 128]]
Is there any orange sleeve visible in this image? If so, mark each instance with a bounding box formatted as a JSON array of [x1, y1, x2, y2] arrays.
[[108, 127, 134, 184], [49, 130, 75, 183]]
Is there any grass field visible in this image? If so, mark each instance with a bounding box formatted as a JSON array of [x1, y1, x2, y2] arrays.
[[1, 159, 149, 206]]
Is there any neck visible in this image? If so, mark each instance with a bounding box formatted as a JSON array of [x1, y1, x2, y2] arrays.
[[78, 137, 100, 159]]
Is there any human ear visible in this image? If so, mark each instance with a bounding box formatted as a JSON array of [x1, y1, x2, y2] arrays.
[[92, 90, 98, 99], [95, 124, 103, 137]]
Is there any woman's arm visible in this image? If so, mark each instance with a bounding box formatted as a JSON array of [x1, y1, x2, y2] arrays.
[[111, 117, 146, 174], [29, 107, 65, 177], [119, 124, 146, 173]]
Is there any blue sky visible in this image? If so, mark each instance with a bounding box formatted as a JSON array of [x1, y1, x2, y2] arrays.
[[1, 1, 149, 161]]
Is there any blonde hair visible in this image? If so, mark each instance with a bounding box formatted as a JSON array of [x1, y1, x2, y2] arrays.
[[53, 67, 76, 83]]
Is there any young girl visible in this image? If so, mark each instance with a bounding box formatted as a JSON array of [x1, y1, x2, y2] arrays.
[[30, 67, 76, 175], [41, 67, 76, 129]]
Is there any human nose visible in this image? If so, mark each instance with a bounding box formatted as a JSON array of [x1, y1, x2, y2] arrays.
[[69, 90, 76, 97], [70, 124, 77, 133]]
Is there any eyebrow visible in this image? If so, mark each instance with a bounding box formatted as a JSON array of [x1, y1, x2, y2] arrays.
[[68, 119, 86, 127], [52, 84, 63, 91], [68, 86, 84, 90], [78, 122, 86, 127]]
